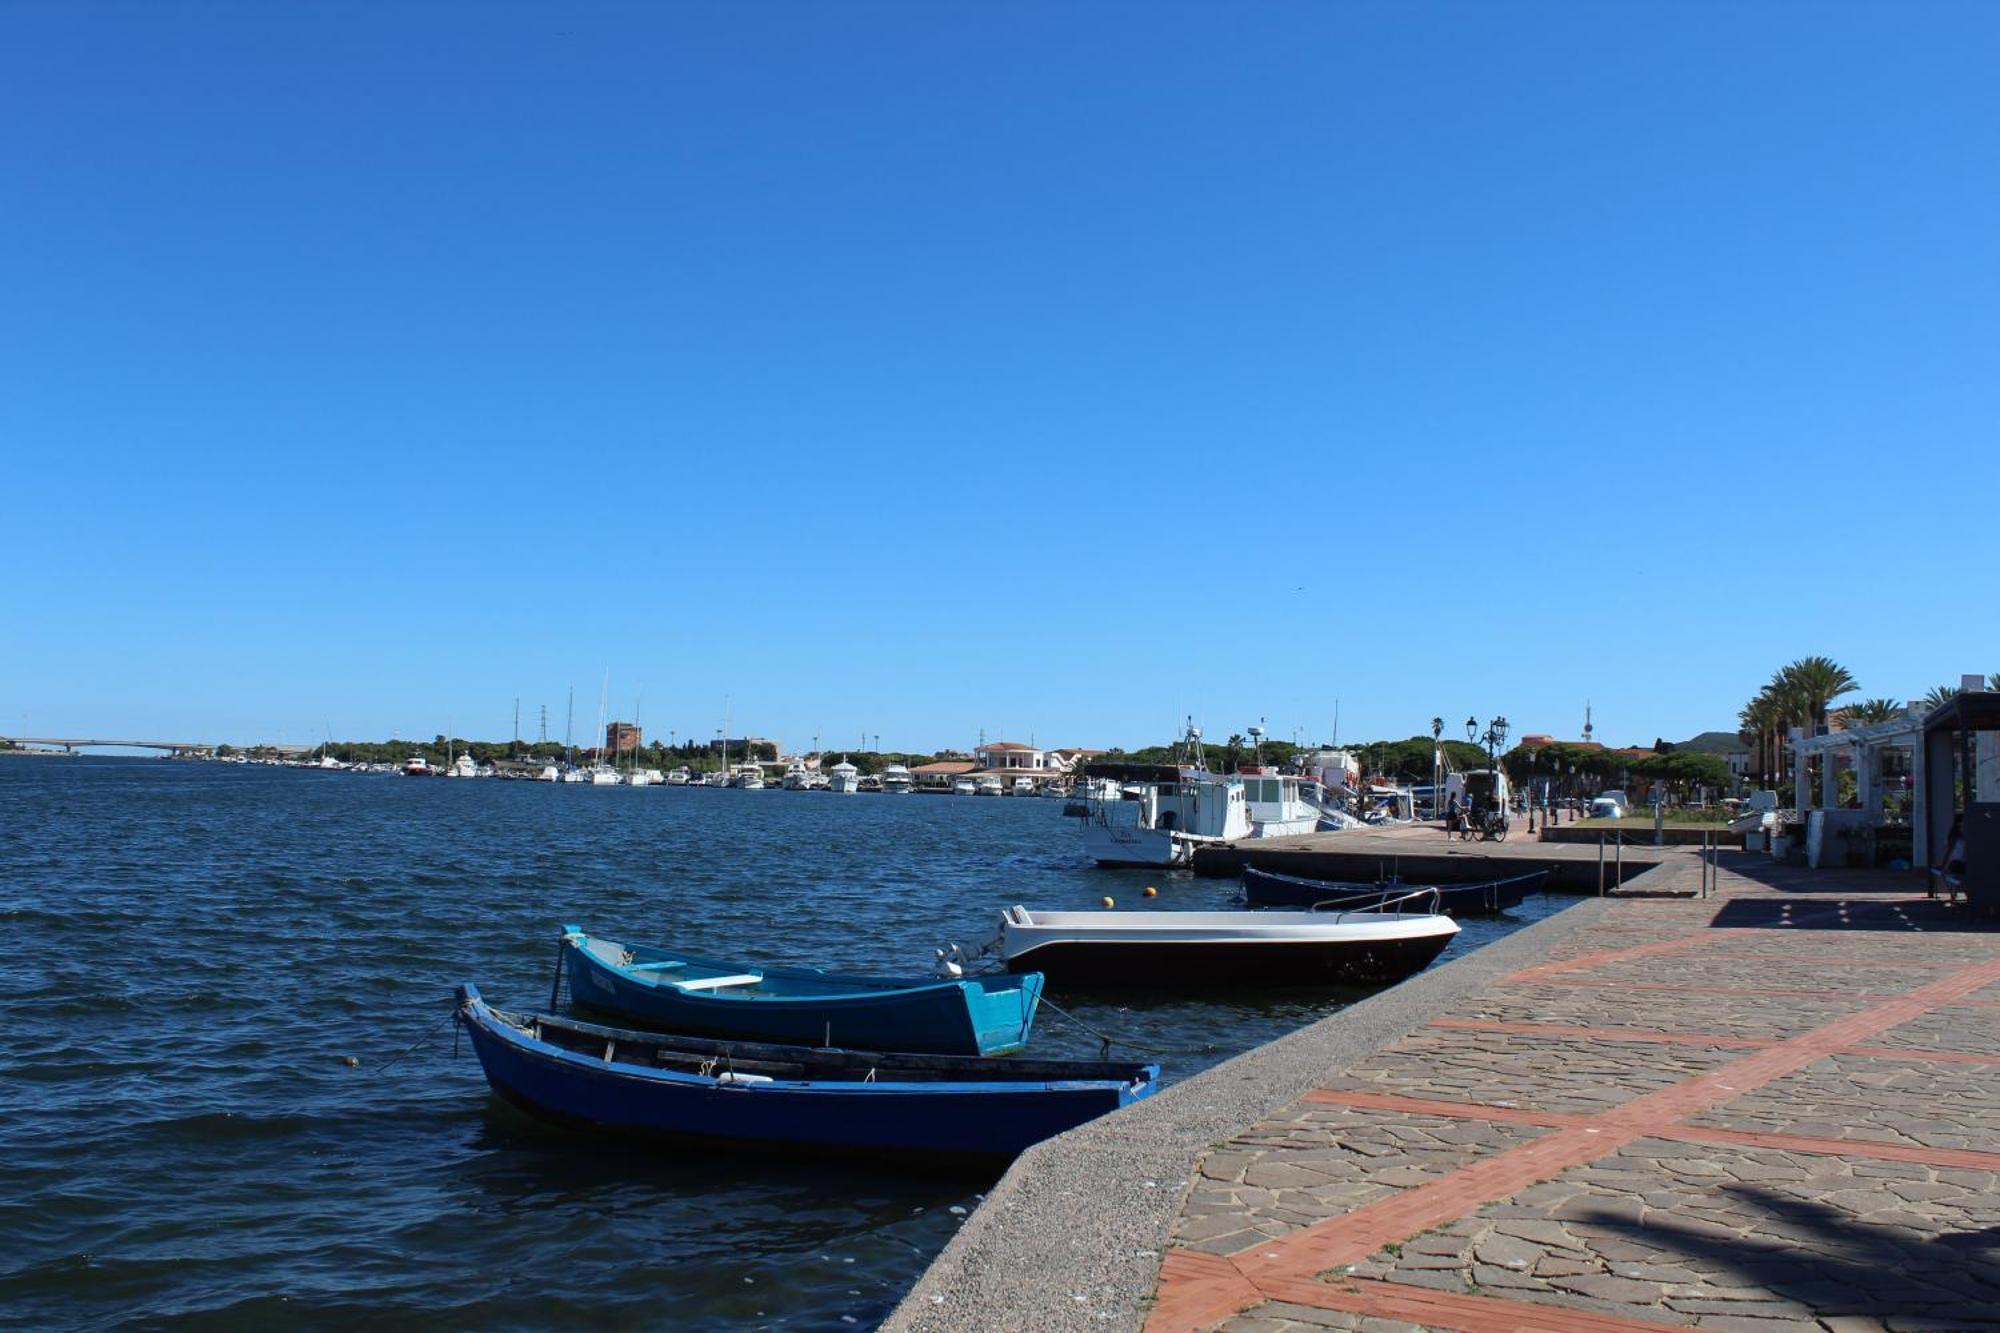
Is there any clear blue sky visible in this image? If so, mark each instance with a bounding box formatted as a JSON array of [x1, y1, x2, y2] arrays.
[[5, 2, 1997, 753]]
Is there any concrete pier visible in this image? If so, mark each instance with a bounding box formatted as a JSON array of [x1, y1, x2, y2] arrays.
[[888, 853, 2000, 1331], [1191, 823, 1667, 893]]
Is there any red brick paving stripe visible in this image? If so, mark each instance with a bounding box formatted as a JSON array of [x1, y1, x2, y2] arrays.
[[1147, 1250, 1262, 1332], [1429, 1017, 1768, 1050], [1677, 953, 1963, 968], [1532, 978, 1905, 1000], [1300, 1087, 1595, 1129], [1147, 951, 2000, 1332], [1229, 1125, 1648, 1277], [1429, 1018, 2000, 1066], [1659, 1124, 2000, 1173], [1505, 934, 1711, 984], [1589, 957, 2000, 1133], [1256, 1273, 1683, 1333], [1837, 1043, 2000, 1065]]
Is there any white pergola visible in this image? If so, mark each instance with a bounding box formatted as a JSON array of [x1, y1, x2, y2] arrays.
[[1793, 711, 1923, 863]]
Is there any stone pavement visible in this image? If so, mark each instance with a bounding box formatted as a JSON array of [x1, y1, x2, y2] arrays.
[[1148, 859, 2000, 1332]]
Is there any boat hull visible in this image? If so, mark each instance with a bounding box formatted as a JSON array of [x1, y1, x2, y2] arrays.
[[1001, 932, 1453, 987], [456, 988, 1152, 1161], [563, 935, 1042, 1056], [1241, 867, 1545, 916]]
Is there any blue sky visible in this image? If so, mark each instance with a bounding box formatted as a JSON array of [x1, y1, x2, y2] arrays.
[[5, 2, 1997, 753]]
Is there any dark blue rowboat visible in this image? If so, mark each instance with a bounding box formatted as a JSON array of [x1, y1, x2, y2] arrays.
[[1241, 867, 1546, 915], [560, 925, 1043, 1056], [454, 984, 1157, 1160]]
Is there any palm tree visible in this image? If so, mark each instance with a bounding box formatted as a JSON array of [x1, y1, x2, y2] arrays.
[[1836, 697, 1903, 728], [1777, 656, 1858, 735], [1920, 684, 1960, 711]]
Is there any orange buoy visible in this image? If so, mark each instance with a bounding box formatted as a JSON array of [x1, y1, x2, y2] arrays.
[[1143, 886, 1158, 898]]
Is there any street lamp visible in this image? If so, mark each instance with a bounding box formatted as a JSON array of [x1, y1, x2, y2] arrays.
[[1465, 716, 1478, 744]]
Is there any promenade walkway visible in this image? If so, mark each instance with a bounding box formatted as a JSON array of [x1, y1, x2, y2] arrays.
[[1150, 860, 2000, 1331]]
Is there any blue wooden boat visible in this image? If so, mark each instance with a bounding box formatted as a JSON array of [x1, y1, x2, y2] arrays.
[[560, 925, 1043, 1056], [454, 984, 1157, 1160], [1241, 867, 1545, 915]]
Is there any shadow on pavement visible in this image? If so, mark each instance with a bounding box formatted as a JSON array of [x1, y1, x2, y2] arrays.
[[1569, 1184, 2000, 1322]]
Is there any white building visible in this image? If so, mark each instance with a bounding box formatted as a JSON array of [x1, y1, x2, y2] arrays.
[[974, 741, 1046, 771]]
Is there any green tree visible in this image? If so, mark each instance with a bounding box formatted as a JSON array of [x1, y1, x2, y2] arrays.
[[1777, 656, 1858, 735], [1837, 698, 1903, 727]]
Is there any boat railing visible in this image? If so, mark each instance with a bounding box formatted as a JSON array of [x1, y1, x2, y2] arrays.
[[1308, 885, 1442, 918]]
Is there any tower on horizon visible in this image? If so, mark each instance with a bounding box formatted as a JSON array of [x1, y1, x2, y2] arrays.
[[1583, 701, 1594, 745]]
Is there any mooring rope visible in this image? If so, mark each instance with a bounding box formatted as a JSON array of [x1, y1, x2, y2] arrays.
[[1034, 994, 1217, 1059], [369, 997, 459, 1075]]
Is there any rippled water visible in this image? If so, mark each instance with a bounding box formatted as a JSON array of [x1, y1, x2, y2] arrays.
[[0, 757, 1567, 1329]]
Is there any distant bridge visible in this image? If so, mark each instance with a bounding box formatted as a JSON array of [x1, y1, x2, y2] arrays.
[[0, 736, 309, 756]]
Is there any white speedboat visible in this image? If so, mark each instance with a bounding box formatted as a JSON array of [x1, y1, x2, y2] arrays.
[[828, 760, 861, 794], [982, 903, 1459, 987], [731, 764, 765, 790], [702, 769, 731, 787], [1011, 776, 1034, 797], [781, 761, 813, 790], [952, 777, 978, 796], [975, 775, 1004, 797], [882, 764, 914, 794], [447, 753, 479, 779], [666, 767, 692, 786]]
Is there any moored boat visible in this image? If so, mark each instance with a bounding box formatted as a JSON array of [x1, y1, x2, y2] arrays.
[[987, 904, 1458, 986], [1241, 866, 1545, 916], [454, 984, 1156, 1160], [561, 925, 1044, 1056]]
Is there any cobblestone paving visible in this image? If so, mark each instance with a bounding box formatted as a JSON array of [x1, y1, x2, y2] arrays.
[[1446, 983, 1870, 1042], [1690, 1054, 2000, 1152], [1534, 956, 1931, 996], [1149, 862, 2000, 1333], [1322, 1027, 1747, 1116], [1220, 1305, 1449, 1332], [1871, 1006, 2000, 1056], [1173, 1107, 1552, 1255], [1339, 1137, 2000, 1328]]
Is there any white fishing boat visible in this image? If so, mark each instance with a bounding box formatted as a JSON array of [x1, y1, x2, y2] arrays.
[[1233, 769, 1320, 837], [702, 769, 731, 787], [1010, 776, 1034, 797], [975, 774, 1004, 797], [402, 756, 436, 777], [952, 776, 978, 796], [969, 898, 1458, 986], [731, 763, 765, 790], [828, 759, 861, 794], [781, 761, 813, 790], [666, 767, 692, 786], [1081, 764, 1248, 867], [447, 753, 479, 779], [881, 764, 914, 794]]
